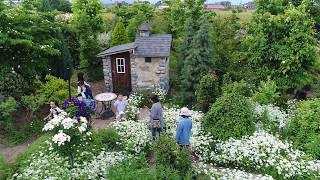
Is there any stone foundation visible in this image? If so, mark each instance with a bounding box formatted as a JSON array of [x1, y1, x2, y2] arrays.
[[102, 57, 113, 92]]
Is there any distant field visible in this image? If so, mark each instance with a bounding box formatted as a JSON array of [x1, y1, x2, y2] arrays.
[[213, 10, 254, 22]]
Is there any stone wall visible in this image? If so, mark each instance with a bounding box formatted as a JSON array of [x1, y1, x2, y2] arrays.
[[133, 56, 169, 91], [102, 56, 113, 92]]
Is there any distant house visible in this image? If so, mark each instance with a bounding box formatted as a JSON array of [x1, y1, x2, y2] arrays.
[[243, 1, 255, 10], [155, 1, 169, 9], [97, 23, 172, 93], [206, 4, 226, 11]]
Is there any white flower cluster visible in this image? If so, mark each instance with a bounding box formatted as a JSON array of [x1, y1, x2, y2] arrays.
[[71, 151, 130, 179], [194, 162, 274, 180], [163, 106, 214, 161], [125, 93, 143, 121], [114, 120, 151, 153], [42, 113, 89, 146], [151, 86, 167, 102], [209, 130, 320, 179], [52, 130, 71, 146], [12, 150, 130, 179], [254, 104, 290, 129]]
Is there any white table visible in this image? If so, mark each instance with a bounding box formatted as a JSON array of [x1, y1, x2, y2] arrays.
[[94, 92, 117, 115]]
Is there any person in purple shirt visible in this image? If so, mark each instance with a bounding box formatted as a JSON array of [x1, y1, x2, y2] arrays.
[[176, 107, 192, 147]]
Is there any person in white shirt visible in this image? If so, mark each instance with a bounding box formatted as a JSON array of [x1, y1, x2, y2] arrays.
[[77, 72, 91, 95], [44, 100, 63, 120], [114, 95, 127, 120]]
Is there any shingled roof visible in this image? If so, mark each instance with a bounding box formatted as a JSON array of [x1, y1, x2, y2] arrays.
[[97, 42, 136, 57], [134, 34, 172, 57]]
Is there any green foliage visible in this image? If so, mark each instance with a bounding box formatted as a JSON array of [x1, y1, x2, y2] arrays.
[[203, 86, 256, 140], [177, 17, 195, 75], [111, 2, 155, 26], [40, 0, 71, 12], [252, 79, 280, 105], [127, 14, 147, 41], [154, 135, 192, 177], [285, 99, 320, 159], [0, 3, 61, 85], [108, 156, 155, 180], [48, 33, 73, 80], [1, 119, 45, 145], [0, 66, 30, 99], [244, 0, 317, 90], [195, 74, 220, 112], [94, 128, 122, 151], [0, 155, 12, 180], [150, 11, 169, 34], [212, 13, 241, 77], [21, 95, 46, 119], [111, 17, 130, 46], [0, 97, 18, 121], [222, 80, 252, 97], [72, 0, 104, 81], [36, 75, 76, 104], [180, 14, 216, 104]]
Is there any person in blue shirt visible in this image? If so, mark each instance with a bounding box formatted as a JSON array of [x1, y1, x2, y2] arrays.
[[114, 94, 127, 120], [176, 107, 192, 147]]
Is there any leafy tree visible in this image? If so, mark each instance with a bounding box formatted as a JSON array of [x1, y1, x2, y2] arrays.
[[195, 74, 220, 112], [111, 2, 155, 26], [244, 0, 317, 90], [111, 17, 129, 46], [0, 2, 60, 85], [212, 13, 241, 77], [72, 0, 104, 80], [150, 11, 169, 34], [48, 33, 73, 80], [180, 14, 215, 103], [127, 13, 147, 41]]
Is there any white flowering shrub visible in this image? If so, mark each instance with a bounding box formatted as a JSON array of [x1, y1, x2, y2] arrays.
[[254, 104, 290, 131], [208, 130, 320, 179], [194, 162, 274, 180], [151, 86, 167, 102], [13, 149, 130, 179], [114, 120, 151, 154], [42, 112, 89, 159], [125, 93, 143, 121]]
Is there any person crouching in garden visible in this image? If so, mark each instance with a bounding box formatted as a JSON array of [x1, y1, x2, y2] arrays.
[[149, 94, 164, 140], [176, 107, 192, 148], [44, 100, 63, 120], [114, 94, 127, 120]]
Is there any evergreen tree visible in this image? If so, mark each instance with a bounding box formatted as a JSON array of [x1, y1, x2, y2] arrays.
[[180, 14, 215, 103], [48, 33, 73, 80], [177, 17, 195, 76], [72, 0, 104, 81], [111, 17, 130, 46]]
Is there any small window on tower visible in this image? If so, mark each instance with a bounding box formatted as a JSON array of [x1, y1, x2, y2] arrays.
[[145, 57, 151, 63]]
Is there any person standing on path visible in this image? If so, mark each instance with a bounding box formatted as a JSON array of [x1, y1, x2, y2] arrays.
[[176, 107, 192, 148], [149, 95, 164, 140]]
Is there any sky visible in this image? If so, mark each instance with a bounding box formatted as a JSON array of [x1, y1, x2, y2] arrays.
[[103, 0, 252, 5]]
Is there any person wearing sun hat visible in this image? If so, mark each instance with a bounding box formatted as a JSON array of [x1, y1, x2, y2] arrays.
[[176, 107, 193, 147]]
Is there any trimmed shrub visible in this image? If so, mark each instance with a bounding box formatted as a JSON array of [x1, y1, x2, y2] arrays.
[[154, 135, 192, 176], [252, 79, 280, 105], [222, 80, 252, 97], [195, 74, 220, 113], [0, 97, 18, 121], [95, 127, 122, 151], [285, 99, 320, 159], [203, 91, 256, 141]]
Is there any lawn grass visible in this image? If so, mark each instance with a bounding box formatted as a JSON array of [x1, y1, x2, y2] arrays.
[[214, 10, 254, 22]]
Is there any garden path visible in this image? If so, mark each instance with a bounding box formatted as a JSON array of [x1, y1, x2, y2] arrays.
[[0, 140, 33, 163]]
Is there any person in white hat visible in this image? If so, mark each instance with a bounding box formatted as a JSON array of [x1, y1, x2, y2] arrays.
[[176, 107, 192, 147]]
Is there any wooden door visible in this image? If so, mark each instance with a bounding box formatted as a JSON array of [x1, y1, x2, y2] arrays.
[[111, 52, 132, 94]]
